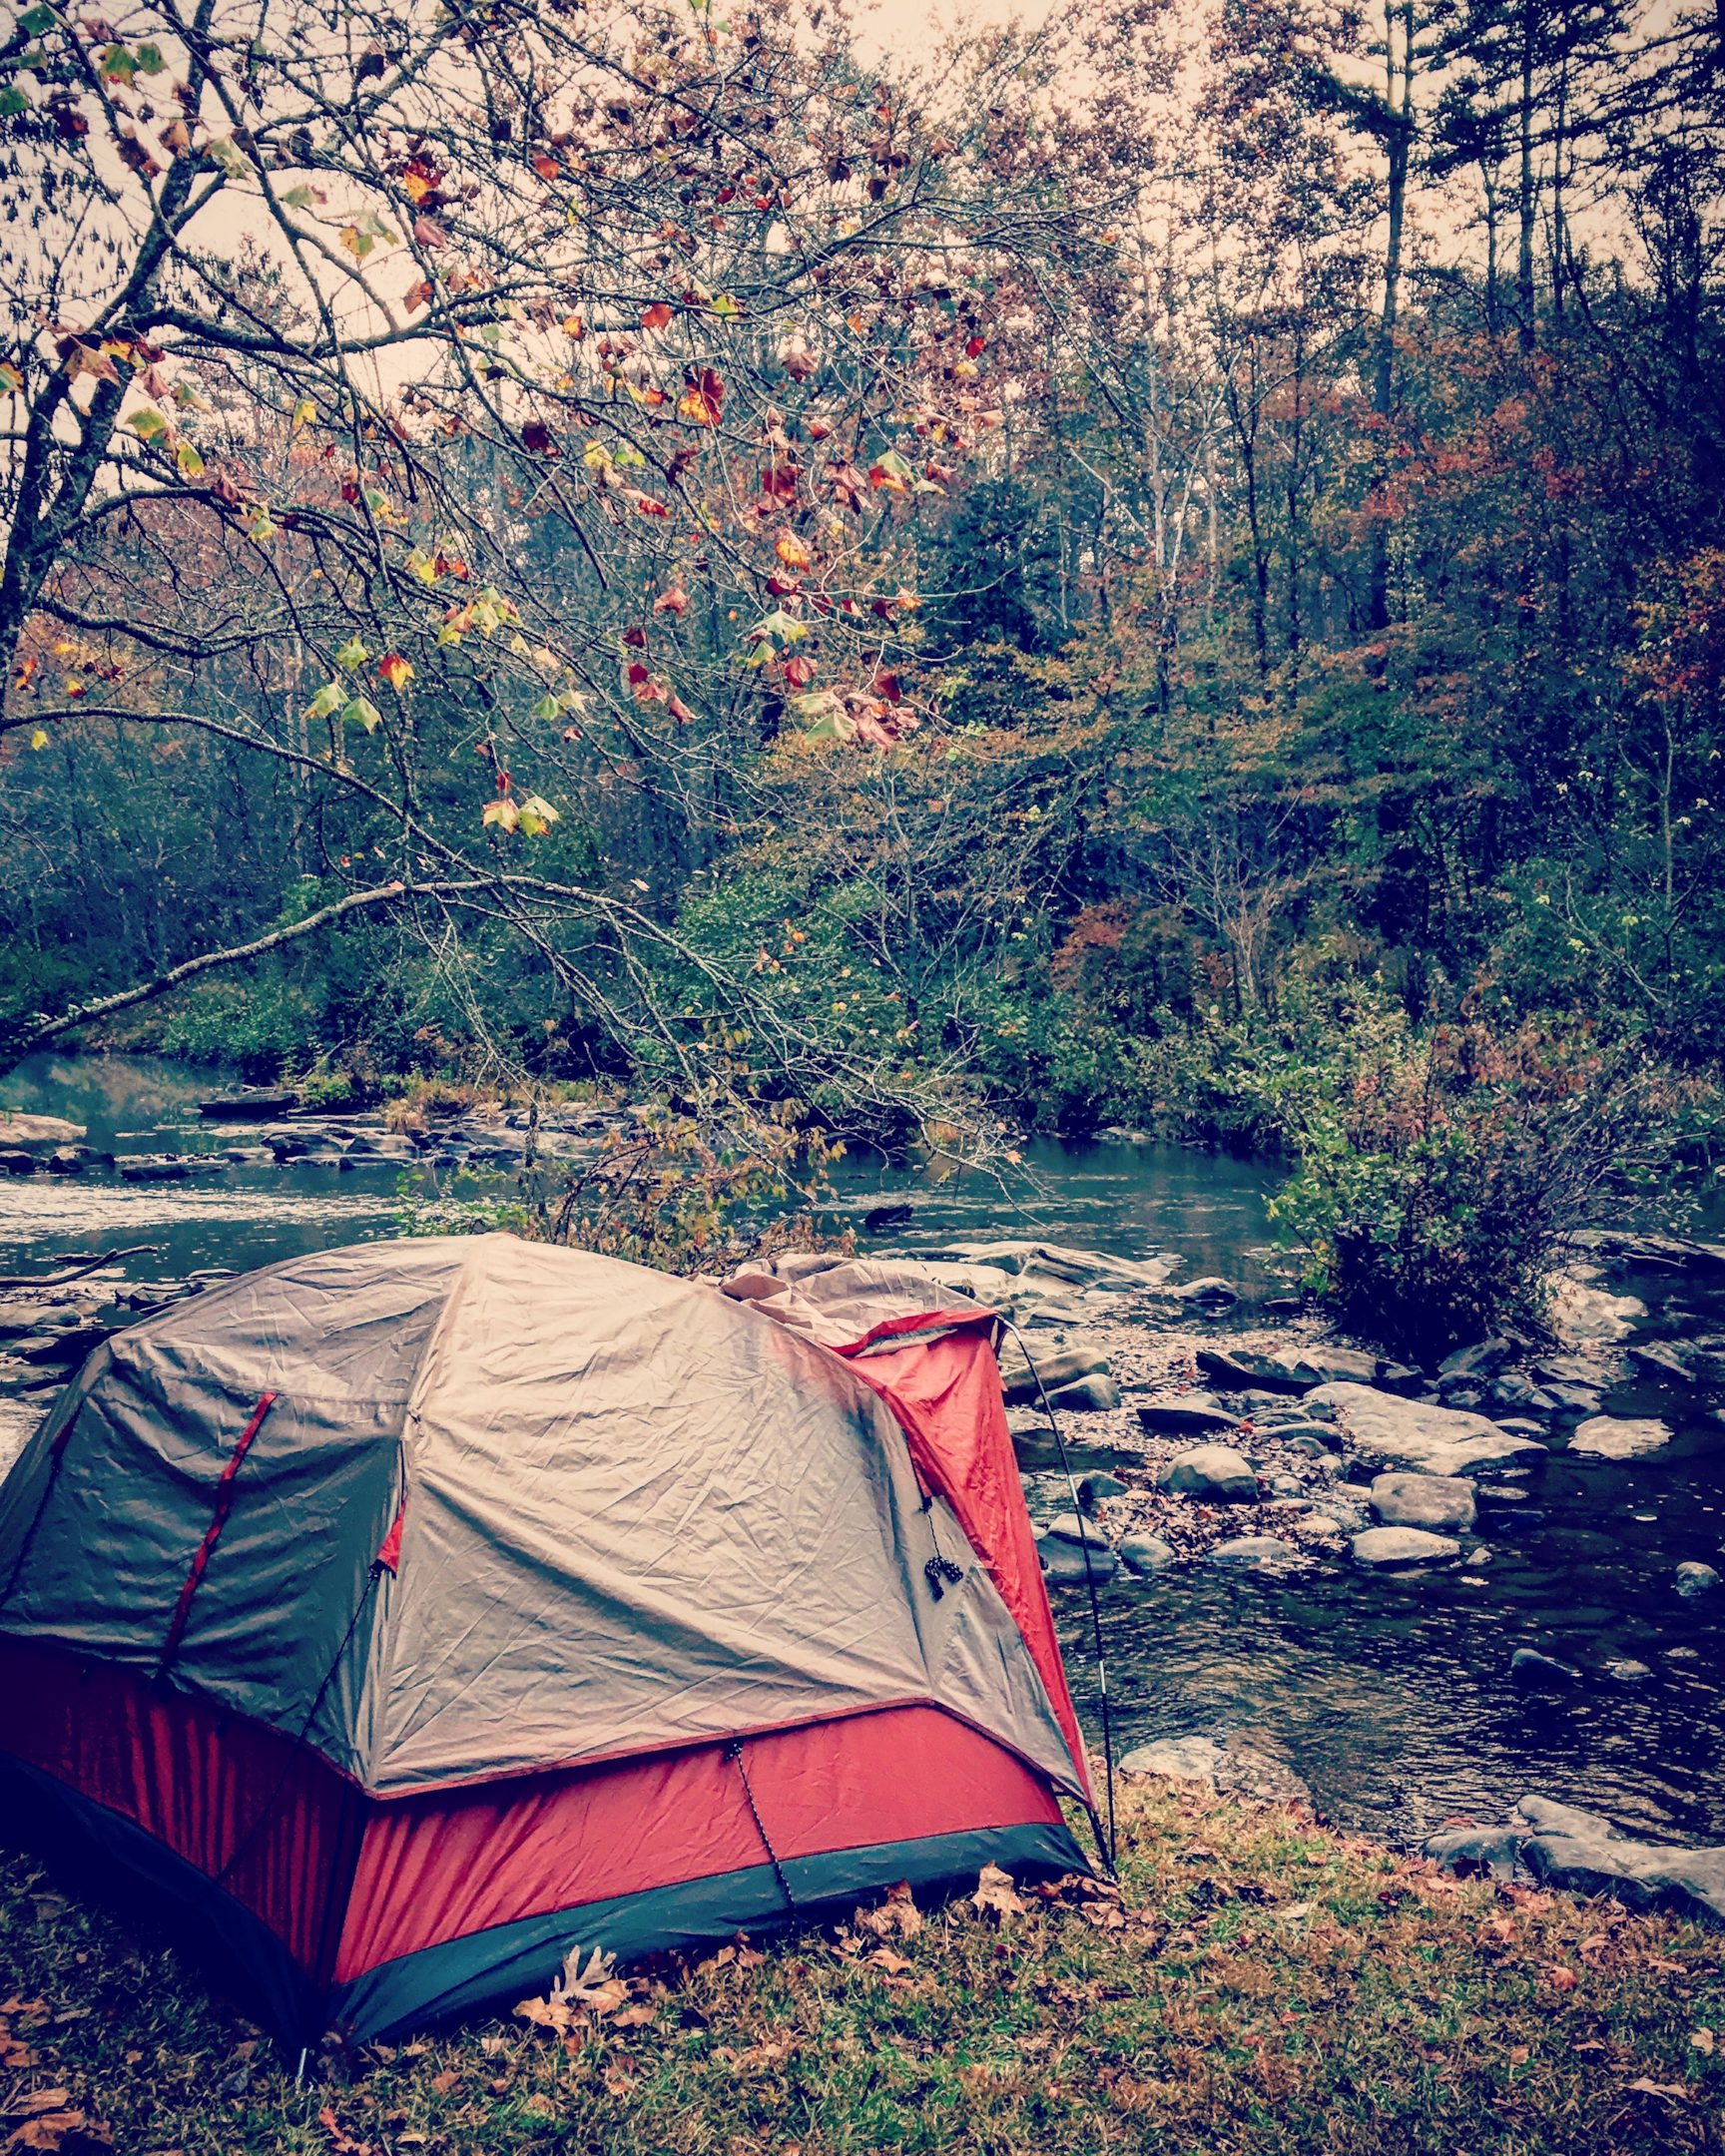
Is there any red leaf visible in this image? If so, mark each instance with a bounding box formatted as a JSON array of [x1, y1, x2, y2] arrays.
[[784, 654, 817, 688], [872, 670, 901, 704], [653, 587, 689, 614], [412, 214, 448, 249], [623, 625, 647, 648], [532, 154, 560, 180], [667, 694, 696, 723], [403, 279, 435, 312], [640, 301, 675, 331], [521, 420, 560, 456], [965, 335, 985, 357]]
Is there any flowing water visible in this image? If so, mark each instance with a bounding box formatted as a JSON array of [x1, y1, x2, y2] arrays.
[[3, 1051, 1723, 1848]]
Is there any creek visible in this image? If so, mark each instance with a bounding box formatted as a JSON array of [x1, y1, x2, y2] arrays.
[[3, 1050, 1722, 1849]]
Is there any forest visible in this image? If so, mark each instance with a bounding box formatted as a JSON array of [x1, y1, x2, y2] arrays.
[[0, 0, 1721, 1340]]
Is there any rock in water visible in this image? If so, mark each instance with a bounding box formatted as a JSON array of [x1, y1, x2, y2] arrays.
[[1351, 1526, 1461, 1569], [1568, 1416, 1671, 1459], [1370, 1471, 1477, 1531], [1510, 1646, 1581, 1685], [1037, 1535, 1118, 1586], [1156, 1445, 1259, 1500], [1676, 1562, 1719, 1597], [1168, 1277, 1239, 1309], [1116, 1534, 1177, 1576], [0, 1112, 88, 1154], [1209, 1535, 1304, 1570], [1305, 1383, 1546, 1476]]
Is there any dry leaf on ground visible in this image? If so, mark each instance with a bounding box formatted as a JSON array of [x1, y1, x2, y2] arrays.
[[972, 1863, 1026, 1920]]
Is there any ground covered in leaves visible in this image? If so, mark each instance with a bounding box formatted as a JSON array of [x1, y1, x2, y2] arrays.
[[1, 1781, 1721, 2155]]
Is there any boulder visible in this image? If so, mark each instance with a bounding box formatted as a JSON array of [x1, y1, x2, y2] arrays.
[[0, 1151, 35, 1176], [1041, 1512, 1110, 1548], [1528, 1382, 1602, 1417], [1487, 1370, 1538, 1410], [120, 1159, 188, 1183], [1156, 1445, 1259, 1501], [1119, 1733, 1312, 1806], [1438, 1338, 1516, 1379], [1548, 1270, 1646, 1345], [1370, 1471, 1477, 1531], [1424, 1826, 1531, 1881], [1351, 1526, 1460, 1569], [0, 1111, 87, 1154], [1117, 1534, 1178, 1576], [1168, 1277, 1240, 1309], [1306, 1383, 1546, 1476], [1510, 1794, 1725, 1925], [1209, 1534, 1304, 1569], [46, 1146, 88, 1175], [1288, 1348, 1381, 1386], [1568, 1415, 1671, 1460], [1195, 1348, 1316, 1395], [926, 1240, 1174, 1290], [1285, 1425, 1343, 1455], [1048, 1372, 1121, 1412], [1077, 1472, 1128, 1506], [999, 1339, 1110, 1406], [1037, 1535, 1118, 1586], [1532, 1353, 1618, 1387], [1627, 1342, 1696, 1382], [1676, 1562, 1719, 1597], [1137, 1393, 1240, 1437]]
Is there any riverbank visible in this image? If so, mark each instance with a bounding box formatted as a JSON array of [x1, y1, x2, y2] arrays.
[[2, 1776, 1719, 2156]]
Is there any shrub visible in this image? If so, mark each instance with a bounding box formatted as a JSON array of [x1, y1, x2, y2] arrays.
[[1263, 1012, 1712, 1360]]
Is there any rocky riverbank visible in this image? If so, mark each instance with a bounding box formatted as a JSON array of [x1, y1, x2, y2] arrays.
[[888, 1233, 1725, 1620]]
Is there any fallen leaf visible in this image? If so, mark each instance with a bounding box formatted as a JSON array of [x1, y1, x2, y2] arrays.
[[858, 1881, 922, 1941], [972, 1862, 1026, 1921], [429, 2070, 459, 2093], [868, 1948, 913, 1975], [1623, 2077, 1688, 2100], [611, 2004, 655, 2029], [5, 2097, 70, 2121], [1508, 2046, 1529, 2064], [1544, 1966, 1578, 1990], [1692, 2028, 1716, 2055]]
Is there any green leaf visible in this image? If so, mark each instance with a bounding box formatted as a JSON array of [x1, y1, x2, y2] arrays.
[[304, 681, 343, 720], [340, 696, 382, 734], [334, 637, 369, 670], [17, 5, 55, 32], [515, 794, 561, 835], [404, 546, 435, 583], [0, 86, 31, 116], [361, 484, 388, 514], [134, 40, 164, 70], [282, 186, 318, 210], [530, 693, 562, 724], [98, 42, 137, 82], [175, 440, 204, 478], [128, 408, 169, 442]]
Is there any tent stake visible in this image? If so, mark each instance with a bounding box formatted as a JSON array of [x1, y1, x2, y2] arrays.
[[998, 1318, 1117, 1876], [295, 2047, 307, 2087]]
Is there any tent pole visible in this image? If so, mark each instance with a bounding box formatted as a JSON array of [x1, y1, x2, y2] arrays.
[[998, 1317, 1117, 1876]]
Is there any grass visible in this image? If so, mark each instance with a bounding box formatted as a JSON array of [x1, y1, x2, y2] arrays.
[[1, 1779, 1721, 2155]]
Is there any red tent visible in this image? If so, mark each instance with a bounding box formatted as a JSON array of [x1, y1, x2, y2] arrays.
[[0, 1239, 1093, 2043]]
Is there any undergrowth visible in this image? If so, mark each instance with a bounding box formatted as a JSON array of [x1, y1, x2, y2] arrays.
[[1, 1780, 1721, 2153]]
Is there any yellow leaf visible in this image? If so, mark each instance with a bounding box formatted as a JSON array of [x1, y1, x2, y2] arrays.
[[30, 728, 48, 750]]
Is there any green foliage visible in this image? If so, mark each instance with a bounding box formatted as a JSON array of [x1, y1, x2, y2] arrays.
[[1262, 1010, 1714, 1358], [158, 970, 319, 1082]]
